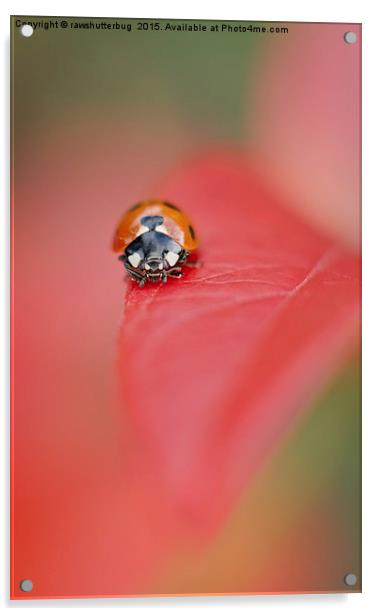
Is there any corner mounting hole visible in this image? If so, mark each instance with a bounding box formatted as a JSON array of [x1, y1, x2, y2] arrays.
[[344, 31, 357, 44], [344, 573, 357, 587], [19, 579, 33, 592], [20, 24, 34, 37]]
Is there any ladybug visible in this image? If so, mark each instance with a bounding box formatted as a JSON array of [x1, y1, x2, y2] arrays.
[[113, 200, 198, 287]]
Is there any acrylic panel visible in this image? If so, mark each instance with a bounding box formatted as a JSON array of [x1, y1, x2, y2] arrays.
[[10, 16, 361, 599]]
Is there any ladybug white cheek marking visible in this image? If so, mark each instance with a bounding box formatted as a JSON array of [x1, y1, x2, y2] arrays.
[[156, 224, 168, 234], [135, 225, 150, 237], [128, 252, 142, 268], [166, 251, 179, 267]]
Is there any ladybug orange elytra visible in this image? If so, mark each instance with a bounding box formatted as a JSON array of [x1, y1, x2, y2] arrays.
[[112, 200, 199, 287]]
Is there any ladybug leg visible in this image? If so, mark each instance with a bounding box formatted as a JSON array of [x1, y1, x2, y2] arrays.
[[180, 250, 202, 268], [122, 261, 147, 286], [167, 267, 183, 279], [132, 272, 146, 287], [178, 250, 189, 264], [130, 272, 146, 287], [128, 271, 145, 286]]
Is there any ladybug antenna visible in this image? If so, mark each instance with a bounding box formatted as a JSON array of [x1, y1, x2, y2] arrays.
[[141, 215, 164, 231]]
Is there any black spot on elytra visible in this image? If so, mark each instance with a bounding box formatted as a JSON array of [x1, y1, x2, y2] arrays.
[[128, 202, 142, 212], [163, 201, 181, 211], [188, 224, 196, 239]]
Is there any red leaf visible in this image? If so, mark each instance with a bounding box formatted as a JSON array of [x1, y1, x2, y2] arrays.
[[118, 150, 360, 531]]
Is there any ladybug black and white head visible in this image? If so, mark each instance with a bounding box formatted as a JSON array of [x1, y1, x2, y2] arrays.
[[119, 215, 188, 287]]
